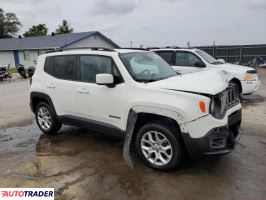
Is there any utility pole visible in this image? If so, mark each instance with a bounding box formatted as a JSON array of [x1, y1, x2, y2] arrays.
[[212, 40, 216, 57], [130, 41, 133, 48]]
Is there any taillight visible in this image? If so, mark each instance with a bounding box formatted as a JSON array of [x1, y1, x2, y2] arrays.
[[30, 77, 32, 85]]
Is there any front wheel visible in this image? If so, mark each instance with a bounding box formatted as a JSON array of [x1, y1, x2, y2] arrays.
[[136, 122, 183, 171], [35, 102, 62, 134]]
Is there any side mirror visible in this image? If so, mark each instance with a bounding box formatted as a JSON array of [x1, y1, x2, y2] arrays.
[[217, 59, 225, 64], [96, 74, 114, 86], [194, 61, 206, 67]]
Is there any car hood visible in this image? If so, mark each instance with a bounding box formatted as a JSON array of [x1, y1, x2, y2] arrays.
[[212, 63, 254, 73], [148, 70, 228, 95]]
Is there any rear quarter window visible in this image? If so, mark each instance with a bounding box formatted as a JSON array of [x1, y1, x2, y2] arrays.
[[44, 56, 54, 75], [44, 55, 77, 80], [53, 56, 76, 80]]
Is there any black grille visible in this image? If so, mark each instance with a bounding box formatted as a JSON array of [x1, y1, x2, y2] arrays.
[[221, 85, 239, 111]]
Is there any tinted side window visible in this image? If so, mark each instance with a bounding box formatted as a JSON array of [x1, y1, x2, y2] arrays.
[[156, 51, 173, 65], [53, 56, 76, 80], [44, 56, 54, 75], [79, 55, 123, 84], [175, 52, 201, 67]]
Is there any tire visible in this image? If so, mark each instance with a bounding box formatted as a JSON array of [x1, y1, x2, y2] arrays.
[[35, 102, 62, 134], [135, 121, 183, 171]]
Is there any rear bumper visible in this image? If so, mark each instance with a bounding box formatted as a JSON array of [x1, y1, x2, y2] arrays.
[[182, 109, 242, 158], [241, 80, 261, 94]]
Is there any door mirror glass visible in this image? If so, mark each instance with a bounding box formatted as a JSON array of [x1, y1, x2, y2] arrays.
[[194, 61, 206, 67], [96, 74, 114, 86]]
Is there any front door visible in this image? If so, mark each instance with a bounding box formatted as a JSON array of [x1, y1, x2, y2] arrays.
[[173, 51, 204, 74], [76, 55, 126, 130]]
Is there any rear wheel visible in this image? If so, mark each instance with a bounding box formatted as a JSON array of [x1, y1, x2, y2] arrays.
[[35, 102, 62, 134], [136, 121, 183, 171]]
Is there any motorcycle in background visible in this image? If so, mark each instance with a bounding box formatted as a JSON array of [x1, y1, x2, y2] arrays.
[[16, 64, 28, 79], [16, 61, 36, 79], [27, 60, 36, 78], [248, 56, 266, 68], [0, 64, 12, 81]]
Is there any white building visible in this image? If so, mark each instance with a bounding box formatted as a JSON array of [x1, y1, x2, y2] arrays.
[[0, 31, 120, 67]]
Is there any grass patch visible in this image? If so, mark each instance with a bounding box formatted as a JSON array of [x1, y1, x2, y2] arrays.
[[9, 68, 18, 73]]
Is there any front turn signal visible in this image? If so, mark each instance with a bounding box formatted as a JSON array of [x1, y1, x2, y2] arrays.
[[199, 101, 206, 113]]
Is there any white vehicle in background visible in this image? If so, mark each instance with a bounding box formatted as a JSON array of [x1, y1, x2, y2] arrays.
[[152, 48, 261, 95], [30, 48, 242, 171]]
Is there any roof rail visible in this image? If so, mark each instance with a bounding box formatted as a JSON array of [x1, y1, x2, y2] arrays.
[[165, 46, 180, 49], [45, 47, 115, 54], [146, 46, 181, 50], [116, 47, 149, 51], [147, 47, 160, 50]]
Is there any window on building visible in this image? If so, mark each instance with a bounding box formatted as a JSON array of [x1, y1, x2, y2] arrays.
[[79, 55, 123, 83], [23, 51, 30, 61], [38, 50, 47, 55]]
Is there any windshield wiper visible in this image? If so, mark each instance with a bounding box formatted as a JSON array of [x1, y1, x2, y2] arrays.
[[136, 79, 158, 83]]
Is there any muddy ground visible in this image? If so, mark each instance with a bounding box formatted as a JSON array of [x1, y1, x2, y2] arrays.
[[0, 70, 266, 200]]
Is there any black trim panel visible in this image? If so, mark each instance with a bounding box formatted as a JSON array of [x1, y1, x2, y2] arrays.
[[162, 88, 212, 98], [109, 115, 121, 119], [58, 115, 125, 138]]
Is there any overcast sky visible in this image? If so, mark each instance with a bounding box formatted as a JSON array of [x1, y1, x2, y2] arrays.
[[1, 0, 266, 47]]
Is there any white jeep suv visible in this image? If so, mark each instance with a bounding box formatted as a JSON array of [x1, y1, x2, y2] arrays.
[[30, 48, 242, 171], [152, 48, 261, 95]]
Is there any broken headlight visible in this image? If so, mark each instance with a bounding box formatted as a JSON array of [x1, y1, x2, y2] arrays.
[[209, 94, 226, 119]]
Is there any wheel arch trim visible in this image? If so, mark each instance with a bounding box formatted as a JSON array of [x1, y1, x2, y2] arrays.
[[30, 92, 57, 115], [131, 105, 187, 132]]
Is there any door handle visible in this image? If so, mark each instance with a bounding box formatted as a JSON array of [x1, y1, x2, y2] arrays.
[[78, 88, 89, 94], [46, 83, 55, 89]]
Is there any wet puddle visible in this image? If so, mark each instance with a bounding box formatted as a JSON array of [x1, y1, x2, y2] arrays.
[[0, 122, 265, 199]]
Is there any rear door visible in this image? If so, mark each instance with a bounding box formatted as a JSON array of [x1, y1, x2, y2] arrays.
[[43, 55, 78, 116], [173, 51, 205, 74], [76, 55, 126, 130]]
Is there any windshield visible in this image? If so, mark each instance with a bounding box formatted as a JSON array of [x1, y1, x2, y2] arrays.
[[120, 51, 177, 82], [196, 50, 221, 64]]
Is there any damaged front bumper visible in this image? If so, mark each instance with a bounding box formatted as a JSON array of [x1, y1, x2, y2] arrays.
[[181, 108, 242, 158]]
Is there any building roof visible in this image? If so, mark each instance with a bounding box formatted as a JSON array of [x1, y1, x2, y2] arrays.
[[0, 31, 119, 50]]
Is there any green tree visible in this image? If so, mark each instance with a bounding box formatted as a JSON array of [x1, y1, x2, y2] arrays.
[[55, 20, 73, 34], [0, 8, 21, 38], [23, 24, 48, 37]]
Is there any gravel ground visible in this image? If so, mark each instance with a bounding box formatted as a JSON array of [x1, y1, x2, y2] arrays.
[[0, 69, 265, 200]]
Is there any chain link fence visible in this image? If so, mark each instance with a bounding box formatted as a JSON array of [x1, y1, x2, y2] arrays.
[[195, 44, 266, 65]]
